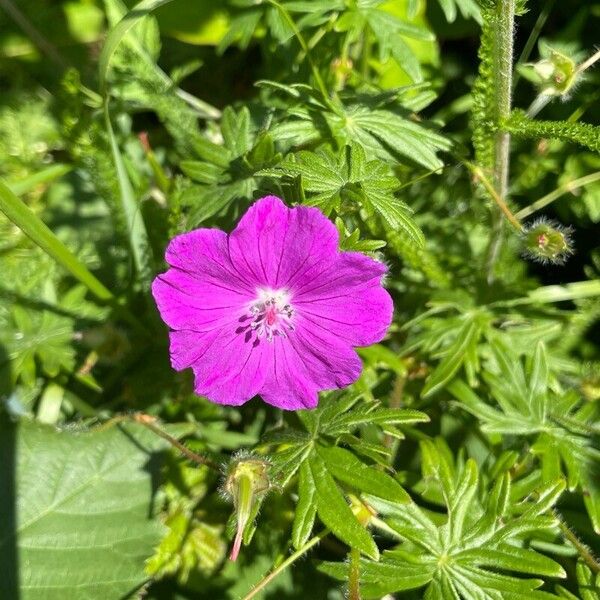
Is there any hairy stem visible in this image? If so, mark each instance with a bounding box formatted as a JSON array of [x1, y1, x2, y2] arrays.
[[349, 547, 362, 600], [553, 510, 600, 574], [486, 0, 516, 282], [132, 414, 220, 470], [466, 162, 522, 231], [242, 529, 329, 600], [516, 171, 600, 220], [94, 414, 219, 470]]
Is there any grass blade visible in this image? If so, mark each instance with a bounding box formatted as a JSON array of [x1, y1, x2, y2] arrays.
[[98, 0, 176, 93], [0, 178, 113, 302]]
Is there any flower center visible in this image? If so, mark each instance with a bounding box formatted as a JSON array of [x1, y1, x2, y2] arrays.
[[244, 289, 295, 343]]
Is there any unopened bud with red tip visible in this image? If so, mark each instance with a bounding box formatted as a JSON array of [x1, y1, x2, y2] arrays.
[[222, 454, 271, 561], [521, 217, 574, 265]]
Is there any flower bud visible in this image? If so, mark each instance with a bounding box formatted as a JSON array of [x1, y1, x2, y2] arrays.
[[521, 218, 574, 265], [222, 454, 271, 561], [520, 47, 577, 97]]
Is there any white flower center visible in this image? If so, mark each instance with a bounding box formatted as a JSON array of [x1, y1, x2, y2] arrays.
[[247, 289, 295, 342]]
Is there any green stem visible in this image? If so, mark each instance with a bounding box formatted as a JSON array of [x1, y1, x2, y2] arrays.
[[349, 547, 362, 600], [267, 0, 334, 111], [132, 415, 220, 470], [516, 171, 600, 220], [241, 529, 329, 600], [486, 0, 516, 282], [465, 162, 522, 231], [553, 510, 600, 574], [360, 28, 371, 80]]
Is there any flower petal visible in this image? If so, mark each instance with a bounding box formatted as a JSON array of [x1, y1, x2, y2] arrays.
[[152, 270, 250, 331], [258, 340, 319, 410], [164, 228, 253, 294], [190, 326, 272, 405], [228, 196, 339, 289], [259, 319, 362, 410], [294, 252, 393, 346]]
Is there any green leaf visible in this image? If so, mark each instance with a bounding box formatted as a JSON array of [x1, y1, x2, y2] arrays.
[[422, 317, 481, 398], [324, 407, 429, 436], [456, 546, 566, 578], [448, 459, 478, 544], [292, 460, 317, 550], [319, 557, 435, 598], [309, 453, 379, 559], [0, 418, 166, 599], [6, 164, 72, 197], [316, 444, 410, 503]]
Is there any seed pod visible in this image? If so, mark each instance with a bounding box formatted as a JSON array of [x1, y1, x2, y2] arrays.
[[521, 218, 574, 265], [222, 454, 271, 561]]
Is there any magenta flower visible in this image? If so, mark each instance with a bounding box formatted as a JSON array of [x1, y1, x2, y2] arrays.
[[152, 196, 393, 410]]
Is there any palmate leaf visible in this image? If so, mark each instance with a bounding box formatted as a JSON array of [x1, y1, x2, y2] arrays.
[[262, 142, 425, 247], [448, 341, 600, 531], [319, 451, 566, 599], [0, 418, 168, 600]]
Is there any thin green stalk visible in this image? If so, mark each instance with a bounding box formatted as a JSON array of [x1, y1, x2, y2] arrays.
[[349, 547, 362, 600], [486, 0, 516, 282], [553, 510, 600, 574], [360, 28, 372, 80], [104, 103, 154, 288], [95, 413, 219, 470], [7, 164, 71, 196], [516, 171, 600, 220], [490, 279, 600, 307], [465, 162, 522, 231], [242, 529, 330, 600], [132, 414, 220, 471], [267, 0, 334, 111], [575, 48, 600, 76]]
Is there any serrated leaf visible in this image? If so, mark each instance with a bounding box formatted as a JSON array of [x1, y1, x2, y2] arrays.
[[317, 444, 410, 503], [309, 453, 379, 559], [292, 460, 317, 550], [324, 407, 429, 436], [456, 546, 566, 578]]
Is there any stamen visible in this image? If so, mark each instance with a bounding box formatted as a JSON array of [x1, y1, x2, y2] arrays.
[[243, 289, 295, 343]]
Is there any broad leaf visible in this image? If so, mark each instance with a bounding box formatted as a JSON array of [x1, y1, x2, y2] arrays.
[[0, 418, 167, 599]]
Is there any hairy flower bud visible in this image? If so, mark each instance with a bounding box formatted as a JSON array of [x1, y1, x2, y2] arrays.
[[521, 218, 574, 265], [520, 47, 577, 97], [222, 454, 271, 561]]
